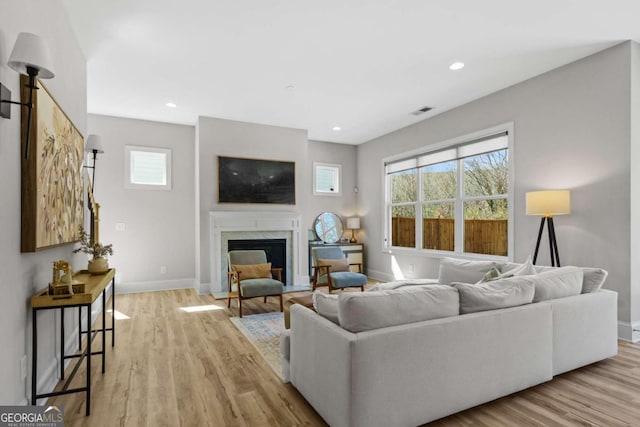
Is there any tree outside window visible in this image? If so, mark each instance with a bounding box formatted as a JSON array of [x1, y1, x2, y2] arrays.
[[386, 132, 510, 257]]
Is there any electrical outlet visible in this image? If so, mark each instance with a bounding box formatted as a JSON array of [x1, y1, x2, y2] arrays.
[[21, 355, 27, 380], [160, 266, 167, 274], [115, 222, 126, 231], [409, 264, 414, 273]]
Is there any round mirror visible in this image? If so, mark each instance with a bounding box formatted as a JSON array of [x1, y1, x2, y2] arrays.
[[314, 212, 344, 243]]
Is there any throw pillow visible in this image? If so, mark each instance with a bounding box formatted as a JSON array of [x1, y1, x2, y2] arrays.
[[337, 285, 459, 333], [232, 262, 272, 279], [476, 267, 502, 284], [533, 265, 556, 274], [453, 277, 535, 314], [581, 268, 608, 293], [312, 291, 339, 324], [500, 255, 537, 277], [530, 267, 583, 302], [437, 257, 497, 285], [318, 258, 350, 272]]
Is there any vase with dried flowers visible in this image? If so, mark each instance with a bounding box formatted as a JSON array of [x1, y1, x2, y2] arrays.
[[73, 227, 114, 274]]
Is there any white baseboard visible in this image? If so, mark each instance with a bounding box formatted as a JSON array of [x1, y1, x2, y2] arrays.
[[31, 284, 114, 405], [197, 282, 211, 295], [116, 278, 196, 294], [365, 268, 395, 283], [618, 321, 640, 342]]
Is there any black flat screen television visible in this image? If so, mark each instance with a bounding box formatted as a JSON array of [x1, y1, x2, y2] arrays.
[[218, 156, 295, 204]]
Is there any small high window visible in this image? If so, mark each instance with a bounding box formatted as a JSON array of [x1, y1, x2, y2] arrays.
[[313, 162, 342, 196], [125, 146, 172, 190]]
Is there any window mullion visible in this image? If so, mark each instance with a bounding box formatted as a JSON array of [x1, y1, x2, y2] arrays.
[[385, 126, 511, 257], [454, 158, 464, 252], [463, 194, 508, 203], [416, 168, 423, 250], [385, 174, 391, 249]]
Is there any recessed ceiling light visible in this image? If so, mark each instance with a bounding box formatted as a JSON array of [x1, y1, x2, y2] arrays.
[[449, 62, 465, 71], [332, 126, 342, 131], [165, 102, 177, 108]]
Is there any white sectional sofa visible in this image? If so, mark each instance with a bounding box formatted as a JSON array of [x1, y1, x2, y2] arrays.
[[284, 259, 618, 427]]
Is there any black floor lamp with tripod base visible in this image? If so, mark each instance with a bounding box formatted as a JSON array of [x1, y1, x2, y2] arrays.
[[526, 190, 571, 267]]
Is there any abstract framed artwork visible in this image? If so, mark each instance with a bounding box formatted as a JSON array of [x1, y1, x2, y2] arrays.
[[20, 76, 84, 252], [218, 156, 295, 204]]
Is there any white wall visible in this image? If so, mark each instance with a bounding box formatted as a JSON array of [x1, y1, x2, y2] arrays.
[[195, 117, 358, 290], [88, 114, 196, 292], [630, 42, 640, 336], [0, 0, 86, 404], [196, 117, 308, 289], [81, 117, 358, 295], [307, 140, 359, 229], [357, 42, 635, 329]]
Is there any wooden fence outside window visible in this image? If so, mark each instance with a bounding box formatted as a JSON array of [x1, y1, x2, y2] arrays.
[[391, 217, 507, 256]]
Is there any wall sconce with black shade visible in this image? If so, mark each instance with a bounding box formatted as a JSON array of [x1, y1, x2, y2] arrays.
[[526, 190, 571, 267], [0, 32, 55, 159], [83, 135, 104, 190], [83, 135, 104, 244]]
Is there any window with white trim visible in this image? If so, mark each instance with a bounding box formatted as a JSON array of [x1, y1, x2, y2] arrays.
[[385, 130, 511, 257], [125, 146, 172, 190], [313, 162, 342, 196]]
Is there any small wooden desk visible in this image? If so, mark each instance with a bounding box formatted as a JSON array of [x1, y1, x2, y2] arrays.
[[30, 269, 116, 416]]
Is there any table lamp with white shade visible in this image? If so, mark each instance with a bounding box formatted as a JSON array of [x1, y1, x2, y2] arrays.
[[526, 190, 571, 266], [346, 217, 361, 243]]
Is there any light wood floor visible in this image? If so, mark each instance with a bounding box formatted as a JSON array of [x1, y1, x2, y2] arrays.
[[49, 288, 640, 426]]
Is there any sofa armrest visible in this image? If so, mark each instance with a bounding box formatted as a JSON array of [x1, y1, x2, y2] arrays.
[[290, 305, 356, 427], [549, 289, 618, 375]]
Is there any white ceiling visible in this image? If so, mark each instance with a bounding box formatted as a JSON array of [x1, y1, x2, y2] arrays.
[[62, 0, 640, 145]]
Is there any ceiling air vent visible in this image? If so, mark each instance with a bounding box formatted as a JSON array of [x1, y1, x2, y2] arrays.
[[410, 106, 433, 116]]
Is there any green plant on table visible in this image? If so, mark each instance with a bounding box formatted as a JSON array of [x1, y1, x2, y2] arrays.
[[73, 227, 114, 258]]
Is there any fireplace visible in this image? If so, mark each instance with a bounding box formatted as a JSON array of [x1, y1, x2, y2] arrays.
[[228, 238, 287, 285], [209, 211, 308, 293]]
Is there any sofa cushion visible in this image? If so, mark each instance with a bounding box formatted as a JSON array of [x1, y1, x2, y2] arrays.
[[337, 285, 459, 333], [437, 257, 497, 285], [476, 267, 502, 283], [499, 255, 537, 277], [453, 277, 535, 314], [532, 265, 607, 294], [367, 278, 439, 292], [531, 267, 583, 302], [581, 268, 608, 293], [533, 265, 556, 274], [329, 271, 367, 288], [312, 291, 339, 324], [238, 278, 283, 298]]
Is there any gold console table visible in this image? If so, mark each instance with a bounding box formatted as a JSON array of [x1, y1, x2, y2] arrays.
[[30, 268, 116, 416]]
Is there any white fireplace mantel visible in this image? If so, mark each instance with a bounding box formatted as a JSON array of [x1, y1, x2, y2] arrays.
[[209, 211, 309, 293]]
